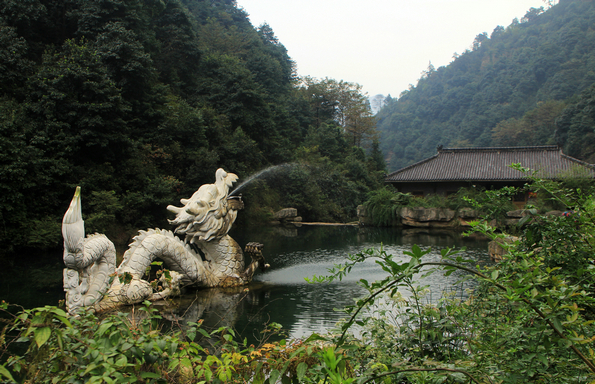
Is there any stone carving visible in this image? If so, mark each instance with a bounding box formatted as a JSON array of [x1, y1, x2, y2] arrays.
[[62, 168, 269, 314]]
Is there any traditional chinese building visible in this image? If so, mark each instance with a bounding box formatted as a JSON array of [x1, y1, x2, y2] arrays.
[[385, 146, 595, 205]]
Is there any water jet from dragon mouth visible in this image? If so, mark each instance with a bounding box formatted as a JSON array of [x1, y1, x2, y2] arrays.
[[229, 163, 298, 196]]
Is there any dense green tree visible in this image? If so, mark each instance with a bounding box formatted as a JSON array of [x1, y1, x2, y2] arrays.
[[555, 84, 595, 162], [299, 77, 377, 148], [0, 0, 383, 259], [0, 24, 34, 98], [491, 100, 565, 146]]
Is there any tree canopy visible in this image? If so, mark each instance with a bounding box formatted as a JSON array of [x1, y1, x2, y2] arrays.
[[0, 0, 382, 258]]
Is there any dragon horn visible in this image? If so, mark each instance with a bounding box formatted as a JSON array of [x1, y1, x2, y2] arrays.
[[167, 205, 184, 214], [62, 186, 85, 253]]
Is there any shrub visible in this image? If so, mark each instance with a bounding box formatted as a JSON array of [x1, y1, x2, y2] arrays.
[[363, 187, 411, 226]]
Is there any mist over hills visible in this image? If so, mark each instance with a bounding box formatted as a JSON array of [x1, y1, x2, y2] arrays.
[[376, 0, 595, 172]]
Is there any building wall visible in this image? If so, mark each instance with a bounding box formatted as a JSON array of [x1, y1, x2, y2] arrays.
[[392, 182, 472, 196]]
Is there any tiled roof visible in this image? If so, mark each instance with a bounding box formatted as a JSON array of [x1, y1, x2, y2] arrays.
[[386, 146, 595, 182]]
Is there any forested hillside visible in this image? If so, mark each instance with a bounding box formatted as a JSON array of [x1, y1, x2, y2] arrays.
[[0, 0, 382, 258], [377, 0, 595, 171]]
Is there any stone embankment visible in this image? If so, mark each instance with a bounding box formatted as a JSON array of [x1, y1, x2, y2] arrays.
[[357, 205, 481, 228], [357, 205, 567, 261], [357, 205, 565, 229]]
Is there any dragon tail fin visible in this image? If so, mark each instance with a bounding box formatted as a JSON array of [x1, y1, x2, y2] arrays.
[[62, 186, 85, 253]]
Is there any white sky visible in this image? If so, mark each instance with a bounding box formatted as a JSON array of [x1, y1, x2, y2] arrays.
[[235, 0, 548, 98]]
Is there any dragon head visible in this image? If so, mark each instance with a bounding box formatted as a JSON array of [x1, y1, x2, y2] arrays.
[[166, 168, 240, 243]]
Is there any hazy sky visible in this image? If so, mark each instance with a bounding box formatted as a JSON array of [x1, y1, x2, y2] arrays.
[[235, 0, 548, 97]]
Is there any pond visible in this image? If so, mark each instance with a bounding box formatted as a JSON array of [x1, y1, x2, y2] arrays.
[[158, 225, 491, 342], [0, 225, 491, 343]]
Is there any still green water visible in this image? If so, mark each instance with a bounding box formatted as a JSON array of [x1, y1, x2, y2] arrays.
[[1, 225, 491, 342], [163, 225, 491, 341]]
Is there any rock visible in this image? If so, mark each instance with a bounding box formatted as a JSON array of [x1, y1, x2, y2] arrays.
[[506, 209, 528, 218], [400, 207, 456, 222], [545, 210, 564, 217], [458, 208, 479, 219], [357, 205, 367, 217], [488, 236, 519, 262], [457, 218, 476, 227], [273, 208, 298, 220], [357, 205, 374, 226], [272, 208, 303, 227], [401, 217, 456, 228]]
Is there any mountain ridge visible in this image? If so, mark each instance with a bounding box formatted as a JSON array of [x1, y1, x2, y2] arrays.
[[377, 0, 595, 171]]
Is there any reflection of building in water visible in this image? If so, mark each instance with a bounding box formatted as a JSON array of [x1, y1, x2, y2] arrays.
[[401, 228, 459, 246]]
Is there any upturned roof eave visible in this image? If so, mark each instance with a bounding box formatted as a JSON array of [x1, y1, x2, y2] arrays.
[[385, 154, 439, 179]]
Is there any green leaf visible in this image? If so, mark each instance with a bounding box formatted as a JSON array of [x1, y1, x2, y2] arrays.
[[34, 326, 51, 348], [55, 329, 64, 351], [296, 362, 308, 380], [552, 318, 564, 333], [268, 369, 280, 384], [49, 307, 68, 317], [180, 358, 192, 368], [83, 363, 98, 376], [96, 322, 113, 336], [116, 356, 128, 367], [140, 372, 162, 379], [304, 333, 327, 343], [558, 338, 572, 348], [198, 328, 210, 338], [55, 315, 72, 328], [0, 365, 15, 382]]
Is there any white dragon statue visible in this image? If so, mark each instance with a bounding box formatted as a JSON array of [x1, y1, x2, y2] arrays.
[[62, 168, 268, 314]]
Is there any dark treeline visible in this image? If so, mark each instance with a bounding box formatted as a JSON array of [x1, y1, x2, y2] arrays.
[[377, 0, 595, 171], [0, 0, 384, 258]]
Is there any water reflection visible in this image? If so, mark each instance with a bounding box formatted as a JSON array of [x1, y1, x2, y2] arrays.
[[155, 226, 490, 342]]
